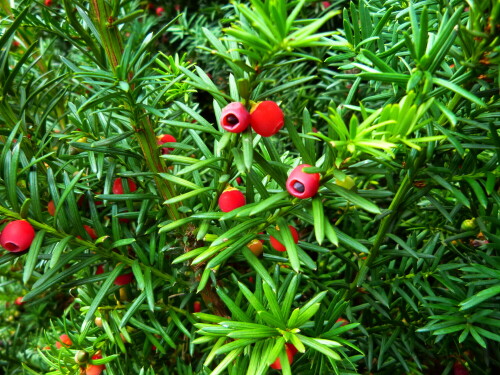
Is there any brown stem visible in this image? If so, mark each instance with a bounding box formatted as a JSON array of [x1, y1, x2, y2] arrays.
[[87, 1, 227, 316]]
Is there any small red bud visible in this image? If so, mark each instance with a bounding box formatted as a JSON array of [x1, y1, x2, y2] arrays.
[[286, 164, 321, 199], [112, 178, 137, 194], [218, 187, 246, 212], [0, 220, 36, 253], [14, 296, 24, 306], [157, 134, 176, 155], [269, 226, 299, 252], [44, 0, 53, 6], [250, 101, 284, 137], [220, 102, 250, 133], [193, 301, 201, 313]]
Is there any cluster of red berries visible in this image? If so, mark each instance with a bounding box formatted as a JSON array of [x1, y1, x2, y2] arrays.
[[220, 101, 321, 201], [220, 101, 284, 137], [45, 176, 138, 239], [216, 102, 322, 258], [0, 176, 143, 290], [147, 3, 181, 17], [53, 334, 105, 374]]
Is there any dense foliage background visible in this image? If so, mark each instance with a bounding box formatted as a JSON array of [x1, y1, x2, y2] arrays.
[[1, 0, 499, 374]]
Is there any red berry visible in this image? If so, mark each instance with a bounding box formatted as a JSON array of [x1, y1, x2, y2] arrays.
[[156, 7, 165, 16], [218, 188, 246, 212], [55, 334, 72, 349], [286, 164, 321, 199], [270, 344, 294, 370], [112, 178, 137, 194], [157, 134, 177, 155], [47, 200, 56, 216], [77, 195, 85, 208], [14, 296, 24, 306], [92, 192, 103, 207], [285, 343, 298, 356], [220, 102, 250, 133], [44, 0, 52, 6], [86, 353, 105, 375], [95, 264, 105, 275], [235, 177, 243, 185], [269, 226, 299, 252], [321, 1, 331, 9], [114, 272, 134, 286], [84, 225, 98, 240], [0, 220, 36, 253], [193, 301, 201, 313], [250, 101, 284, 137]]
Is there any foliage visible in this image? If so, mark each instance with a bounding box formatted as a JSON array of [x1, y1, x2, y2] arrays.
[[0, 0, 499, 374]]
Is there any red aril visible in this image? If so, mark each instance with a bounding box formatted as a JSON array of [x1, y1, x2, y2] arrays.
[[112, 178, 137, 194], [269, 226, 299, 252], [218, 187, 246, 212], [0, 220, 36, 253]]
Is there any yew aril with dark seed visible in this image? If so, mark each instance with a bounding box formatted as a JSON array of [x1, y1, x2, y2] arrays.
[[286, 164, 321, 199], [220, 102, 250, 133]]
